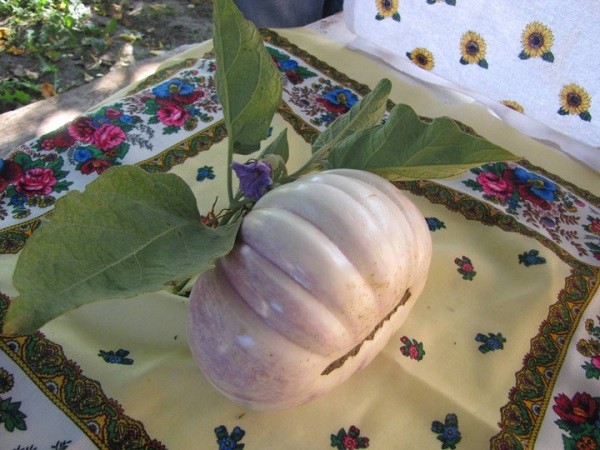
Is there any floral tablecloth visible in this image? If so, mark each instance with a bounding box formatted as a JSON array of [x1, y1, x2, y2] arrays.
[[0, 27, 598, 449]]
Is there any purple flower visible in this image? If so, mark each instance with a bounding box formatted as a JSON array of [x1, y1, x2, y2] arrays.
[[231, 160, 273, 201]]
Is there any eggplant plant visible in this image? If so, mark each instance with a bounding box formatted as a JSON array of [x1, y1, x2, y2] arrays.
[[2, 0, 517, 410]]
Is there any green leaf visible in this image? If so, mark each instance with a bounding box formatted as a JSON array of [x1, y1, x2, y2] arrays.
[[259, 128, 289, 163], [562, 435, 577, 450], [12, 152, 32, 168], [0, 397, 27, 432], [3, 165, 241, 335], [105, 18, 118, 36], [327, 103, 519, 180], [312, 78, 391, 156], [213, 0, 282, 154]]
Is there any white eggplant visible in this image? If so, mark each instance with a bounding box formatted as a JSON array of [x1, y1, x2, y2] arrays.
[[188, 169, 432, 410]]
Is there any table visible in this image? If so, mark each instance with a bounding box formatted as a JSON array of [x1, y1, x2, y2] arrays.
[[0, 18, 598, 449]]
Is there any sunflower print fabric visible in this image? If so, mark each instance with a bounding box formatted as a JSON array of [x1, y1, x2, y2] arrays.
[[406, 47, 435, 70], [375, 0, 401, 21], [459, 31, 488, 69], [519, 22, 554, 62], [558, 84, 592, 121], [356, 1, 598, 150], [501, 100, 525, 114]]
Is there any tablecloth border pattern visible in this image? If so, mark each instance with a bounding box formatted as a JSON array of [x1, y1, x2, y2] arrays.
[[398, 162, 599, 269], [0, 30, 597, 449], [0, 294, 167, 450]]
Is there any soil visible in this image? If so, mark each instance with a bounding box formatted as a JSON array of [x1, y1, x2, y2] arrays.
[[0, 0, 214, 114]]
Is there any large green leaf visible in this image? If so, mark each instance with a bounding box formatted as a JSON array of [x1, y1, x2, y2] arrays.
[[327, 103, 519, 179], [213, 0, 282, 154], [3, 166, 241, 335], [312, 78, 391, 155]]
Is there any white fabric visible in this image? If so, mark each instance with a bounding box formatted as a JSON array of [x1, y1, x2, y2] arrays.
[[343, 0, 600, 172]]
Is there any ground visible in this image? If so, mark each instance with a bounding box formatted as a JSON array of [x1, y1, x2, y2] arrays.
[[0, 0, 214, 114]]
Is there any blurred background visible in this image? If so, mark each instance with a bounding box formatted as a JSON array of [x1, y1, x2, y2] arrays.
[[0, 0, 214, 114]]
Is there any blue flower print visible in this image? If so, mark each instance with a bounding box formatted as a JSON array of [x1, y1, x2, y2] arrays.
[[443, 426, 461, 442], [475, 332, 506, 353], [9, 193, 27, 207], [431, 413, 461, 449], [73, 147, 93, 163], [119, 114, 135, 124], [98, 349, 134, 365], [215, 425, 245, 450], [323, 87, 358, 110], [197, 165, 216, 182], [152, 79, 195, 99], [279, 59, 299, 71], [92, 116, 110, 127], [518, 249, 546, 266], [514, 167, 557, 202], [426, 217, 446, 231]]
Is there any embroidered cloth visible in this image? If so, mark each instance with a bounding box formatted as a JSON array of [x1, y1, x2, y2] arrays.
[[0, 27, 598, 449]]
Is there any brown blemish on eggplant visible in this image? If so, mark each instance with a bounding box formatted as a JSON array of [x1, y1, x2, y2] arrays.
[[321, 289, 411, 376]]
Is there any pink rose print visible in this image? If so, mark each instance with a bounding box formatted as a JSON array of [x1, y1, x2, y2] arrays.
[[92, 124, 126, 151], [68, 117, 97, 143], [399, 336, 426, 361], [40, 130, 75, 151], [409, 345, 420, 359], [156, 100, 189, 127], [455, 256, 476, 280], [331, 425, 370, 449], [14, 168, 58, 197], [476, 170, 514, 199], [585, 217, 600, 236], [342, 435, 359, 450], [104, 108, 123, 119]]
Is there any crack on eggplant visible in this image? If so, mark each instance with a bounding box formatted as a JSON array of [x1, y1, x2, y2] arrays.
[[321, 289, 411, 376]]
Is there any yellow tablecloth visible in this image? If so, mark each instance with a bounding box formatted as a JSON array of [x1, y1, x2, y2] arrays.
[[0, 28, 598, 449]]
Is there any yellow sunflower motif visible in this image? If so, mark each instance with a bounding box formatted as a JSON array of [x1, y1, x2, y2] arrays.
[[519, 21, 554, 62], [558, 83, 592, 121], [375, 0, 401, 22], [406, 47, 435, 70], [501, 100, 525, 114], [459, 31, 488, 68]]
